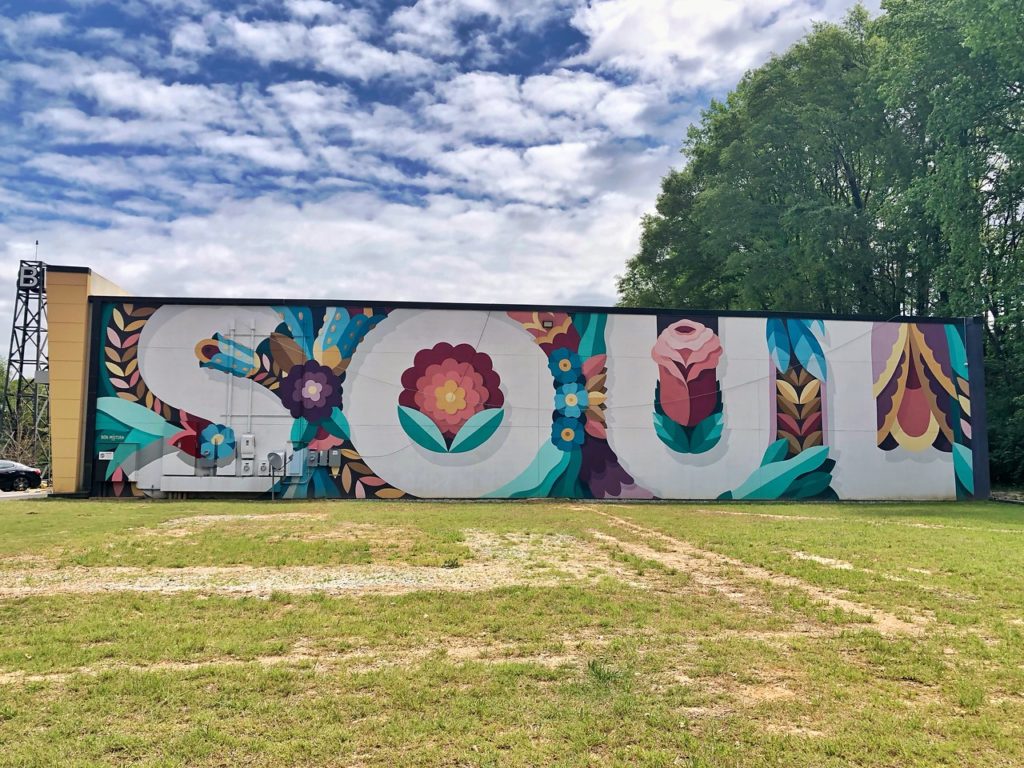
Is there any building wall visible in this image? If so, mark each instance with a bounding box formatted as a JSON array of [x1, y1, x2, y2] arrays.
[[45, 267, 127, 494], [84, 300, 989, 500]]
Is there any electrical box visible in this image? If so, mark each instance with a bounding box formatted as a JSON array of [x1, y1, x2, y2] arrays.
[[257, 460, 270, 477], [239, 459, 254, 477], [328, 449, 341, 468], [240, 433, 256, 459], [267, 451, 285, 473], [317, 450, 329, 467], [307, 451, 319, 467]]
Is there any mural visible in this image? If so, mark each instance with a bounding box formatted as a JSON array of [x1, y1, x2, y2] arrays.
[[87, 301, 987, 500], [719, 319, 837, 501], [651, 317, 724, 455], [872, 322, 974, 498], [397, 342, 505, 454]]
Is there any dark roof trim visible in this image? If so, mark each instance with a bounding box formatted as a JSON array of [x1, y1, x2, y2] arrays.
[[46, 264, 91, 274], [84, 294, 981, 325]]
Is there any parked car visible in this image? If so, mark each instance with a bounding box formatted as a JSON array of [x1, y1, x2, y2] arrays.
[[0, 460, 43, 492]]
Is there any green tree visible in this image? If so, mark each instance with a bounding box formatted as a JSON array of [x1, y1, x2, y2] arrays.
[[619, 2, 1024, 485], [876, 0, 1024, 481]]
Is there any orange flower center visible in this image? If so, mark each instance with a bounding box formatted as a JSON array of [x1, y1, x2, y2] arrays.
[[558, 358, 572, 372], [434, 379, 467, 414], [560, 427, 575, 442]]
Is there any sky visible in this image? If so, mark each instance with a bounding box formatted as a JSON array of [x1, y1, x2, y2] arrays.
[[0, 0, 879, 347]]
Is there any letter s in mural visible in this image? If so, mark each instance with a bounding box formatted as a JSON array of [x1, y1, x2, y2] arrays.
[[88, 301, 988, 501]]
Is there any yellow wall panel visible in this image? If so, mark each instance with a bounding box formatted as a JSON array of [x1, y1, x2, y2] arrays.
[[46, 267, 127, 493]]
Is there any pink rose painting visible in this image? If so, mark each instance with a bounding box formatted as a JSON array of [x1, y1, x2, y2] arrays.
[[651, 319, 725, 454]]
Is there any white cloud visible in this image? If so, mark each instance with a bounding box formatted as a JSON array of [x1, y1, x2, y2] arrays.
[[213, 15, 438, 81], [388, 0, 571, 59], [568, 0, 881, 87], [426, 72, 553, 142], [0, 13, 66, 46], [170, 21, 209, 54], [0, 0, 878, 344], [195, 132, 309, 172], [0, 188, 649, 315]]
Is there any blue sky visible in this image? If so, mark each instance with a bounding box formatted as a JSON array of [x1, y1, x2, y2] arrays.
[[0, 0, 877, 344]]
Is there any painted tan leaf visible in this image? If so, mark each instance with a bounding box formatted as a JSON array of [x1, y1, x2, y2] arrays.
[[319, 346, 342, 371], [124, 359, 138, 375], [112, 308, 126, 330], [798, 380, 821, 405], [801, 399, 821, 416], [132, 306, 157, 317], [124, 319, 147, 332], [105, 361, 124, 377], [269, 333, 305, 371], [341, 465, 352, 492], [105, 346, 121, 363], [347, 462, 372, 475], [122, 304, 134, 316], [803, 431, 823, 447], [776, 379, 800, 403], [375, 488, 405, 499], [777, 397, 801, 419], [340, 449, 361, 460]]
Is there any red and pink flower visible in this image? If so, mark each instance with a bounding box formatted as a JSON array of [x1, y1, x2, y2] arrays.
[[652, 319, 723, 427], [400, 343, 503, 442]]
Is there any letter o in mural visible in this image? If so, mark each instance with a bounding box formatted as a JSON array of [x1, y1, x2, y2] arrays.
[[343, 309, 548, 497]]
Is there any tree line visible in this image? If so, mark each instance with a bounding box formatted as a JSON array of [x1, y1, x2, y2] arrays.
[[618, 1, 1023, 487]]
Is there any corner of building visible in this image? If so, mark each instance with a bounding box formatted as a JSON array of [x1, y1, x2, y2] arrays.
[[46, 265, 130, 495]]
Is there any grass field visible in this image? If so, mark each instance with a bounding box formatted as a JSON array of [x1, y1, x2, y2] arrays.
[[1, 498, 1022, 767]]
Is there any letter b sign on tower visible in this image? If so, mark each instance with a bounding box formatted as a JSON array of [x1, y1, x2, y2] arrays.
[[18, 261, 44, 294]]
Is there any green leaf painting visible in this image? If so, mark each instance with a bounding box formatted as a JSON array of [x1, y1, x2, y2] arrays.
[[721, 441, 833, 500], [399, 406, 504, 454], [397, 405, 449, 454], [449, 409, 504, 454], [653, 411, 723, 455]]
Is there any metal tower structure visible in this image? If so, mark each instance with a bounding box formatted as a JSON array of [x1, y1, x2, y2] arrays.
[[0, 259, 49, 477]]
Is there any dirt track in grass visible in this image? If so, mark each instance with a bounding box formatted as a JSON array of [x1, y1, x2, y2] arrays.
[[0, 529, 648, 598], [588, 507, 929, 635], [0, 508, 928, 636]]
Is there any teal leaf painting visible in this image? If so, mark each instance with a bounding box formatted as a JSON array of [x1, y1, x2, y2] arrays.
[[290, 416, 319, 446], [688, 411, 724, 454], [766, 319, 791, 373], [96, 397, 177, 438], [321, 407, 350, 440], [449, 408, 504, 454], [397, 405, 449, 453], [487, 441, 572, 498], [760, 438, 790, 466], [273, 306, 314, 357], [728, 444, 830, 500], [953, 443, 974, 496], [654, 411, 690, 452], [787, 319, 827, 381], [653, 410, 722, 454]]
